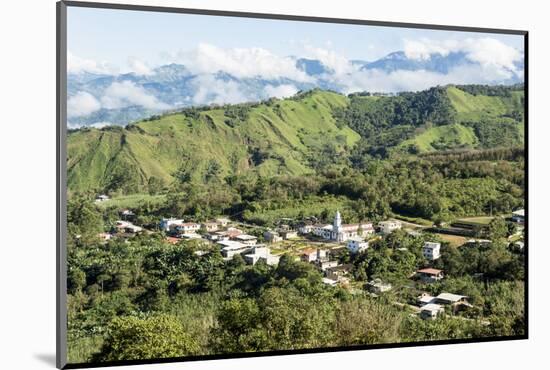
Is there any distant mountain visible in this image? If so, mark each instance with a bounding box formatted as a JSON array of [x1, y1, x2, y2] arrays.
[[67, 50, 524, 127], [362, 51, 474, 74]]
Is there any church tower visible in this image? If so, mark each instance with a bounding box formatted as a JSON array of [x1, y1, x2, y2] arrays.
[[333, 210, 342, 240]]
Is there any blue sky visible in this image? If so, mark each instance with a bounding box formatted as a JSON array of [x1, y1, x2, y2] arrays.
[[68, 6, 523, 70]]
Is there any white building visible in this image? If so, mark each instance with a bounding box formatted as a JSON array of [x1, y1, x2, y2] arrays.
[[300, 248, 327, 263], [420, 303, 444, 320], [312, 211, 374, 242], [378, 220, 402, 234], [511, 209, 525, 223], [160, 218, 185, 231], [201, 222, 219, 232], [347, 236, 369, 254], [244, 246, 280, 266], [279, 230, 298, 239], [423, 242, 441, 260], [217, 240, 251, 259], [264, 230, 283, 243], [234, 234, 258, 245], [172, 222, 201, 234], [216, 218, 231, 227]]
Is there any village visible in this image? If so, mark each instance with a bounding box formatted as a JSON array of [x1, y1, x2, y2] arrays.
[[95, 194, 525, 322]]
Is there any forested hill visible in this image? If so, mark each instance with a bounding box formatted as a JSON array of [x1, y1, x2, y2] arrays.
[[67, 84, 524, 194]]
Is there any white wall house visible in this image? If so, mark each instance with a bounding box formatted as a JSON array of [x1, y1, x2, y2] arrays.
[[347, 236, 369, 254], [217, 240, 251, 259], [423, 242, 441, 260], [420, 303, 444, 320], [172, 222, 201, 234], [234, 234, 258, 245], [244, 246, 280, 266], [378, 220, 402, 234], [160, 218, 184, 231], [264, 231, 283, 243]]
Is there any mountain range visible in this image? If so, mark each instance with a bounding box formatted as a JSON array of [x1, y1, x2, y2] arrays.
[[67, 50, 524, 127]]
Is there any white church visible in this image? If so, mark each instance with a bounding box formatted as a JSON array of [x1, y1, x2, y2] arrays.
[[312, 211, 374, 242]]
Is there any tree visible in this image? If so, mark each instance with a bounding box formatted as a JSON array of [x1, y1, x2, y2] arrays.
[[488, 218, 508, 241], [95, 315, 199, 361]]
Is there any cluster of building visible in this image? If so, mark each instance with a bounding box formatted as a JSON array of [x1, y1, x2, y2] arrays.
[[417, 292, 472, 320]]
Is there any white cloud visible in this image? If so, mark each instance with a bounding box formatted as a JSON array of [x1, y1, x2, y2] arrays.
[[127, 57, 153, 75], [336, 63, 520, 95], [67, 91, 101, 118], [302, 44, 354, 76], [190, 75, 249, 106], [100, 81, 170, 110], [264, 84, 298, 99], [67, 51, 116, 75], [404, 37, 522, 73], [67, 121, 114, 130], [172, 43, 312, 82]]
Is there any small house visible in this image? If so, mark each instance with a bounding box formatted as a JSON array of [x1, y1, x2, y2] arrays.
[[160, 218, 184, 231], [279, 230, 298, 239], [423, 242, 441, 260], [317, 260, 339, 271], [378, 220, 402, 235], [202, 222, 219, 232], [347, 236, 369, 254], [417, 293, 436, 306], [416, 268, 444, 283], [325, 264, 353, 281], [420, 303, 444, 320], [511, 209, 525, 223], [217, 240, 251, 259], [300, 248, 327, 263], [216, 217, 231, 227], [234, 234, 258, 245], [244, 246, 280, 266], [263, 230, 282, 243]]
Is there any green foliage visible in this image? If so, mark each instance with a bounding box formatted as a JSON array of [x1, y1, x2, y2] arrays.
[[95, 315, 199, 361]]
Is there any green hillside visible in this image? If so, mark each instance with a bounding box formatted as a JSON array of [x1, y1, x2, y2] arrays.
[[399, 123, 479, 152], [68, 90, 359, 193], [68, 85, 524, 193]]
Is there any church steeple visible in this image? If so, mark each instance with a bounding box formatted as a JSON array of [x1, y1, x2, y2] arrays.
[[333, 210, 342, 231]]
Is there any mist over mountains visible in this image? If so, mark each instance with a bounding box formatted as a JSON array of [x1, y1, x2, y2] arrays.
[[67, 46, 524, 128]]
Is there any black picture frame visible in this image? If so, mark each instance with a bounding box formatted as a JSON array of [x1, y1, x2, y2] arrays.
[[56, 1, 528, 368]]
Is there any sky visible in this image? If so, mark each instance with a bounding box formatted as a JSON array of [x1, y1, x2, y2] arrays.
[[67, 6, 524, 74], [66, 6, 525, 126]]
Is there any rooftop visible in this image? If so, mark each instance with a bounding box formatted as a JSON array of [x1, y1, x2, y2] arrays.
[[235, 234, 257, 241], [512, 209, 525, 217], [417, 268, 443, 275], [437, 293, 466, 302], [217, 240, 248, 250], [424, 242, 441, 249]]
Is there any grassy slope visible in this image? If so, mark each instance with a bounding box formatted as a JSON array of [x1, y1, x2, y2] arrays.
[[399, 123, 478, 152], [397, 86, 523, 153], [68, 86, 525, 192], [68, 90, 359, 192]]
